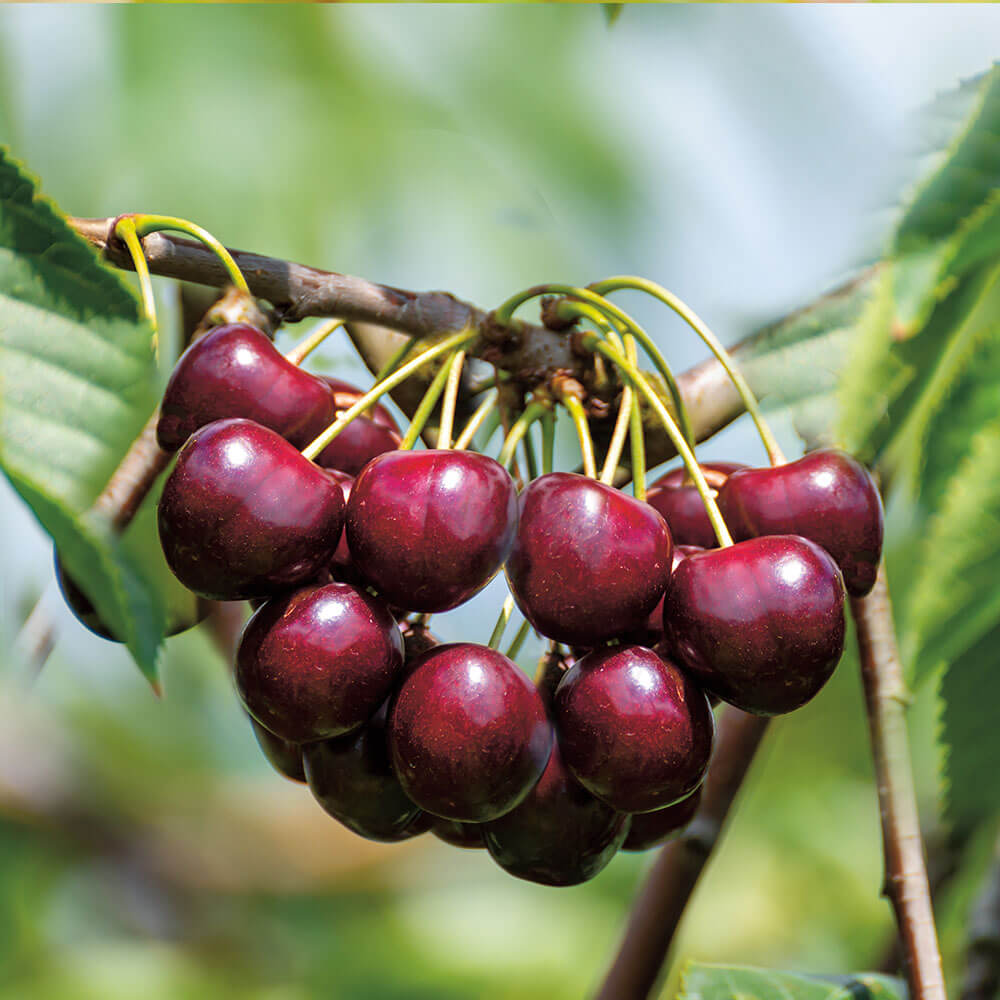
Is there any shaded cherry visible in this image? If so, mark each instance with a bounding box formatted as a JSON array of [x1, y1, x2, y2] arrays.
[[319, 377, 400, 431], [236, 581, 403, 744], [505, 473, 673, 647], [347, 450, 518, 613], [323, 469, 357, 576], [484, 742, 629, 886], [250, 717, 305, 783], [664, 535, 846, 716], [554, 645, 713, 814], [316, 416, 402, 477], [646, 462, 747, 549], [302, 702, 427, 842], [158, 419, 345, 601], [622, 785, 702, 852], [623, 544, 704, 648], [388, 643, 553, 822], [717, 449, 884, 596], [157, 324, 339, 452], [431, 818, 485, 850]]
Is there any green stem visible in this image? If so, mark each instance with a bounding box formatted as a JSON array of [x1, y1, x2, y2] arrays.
[[489, 594, 515, 650], [521, 426, 539, 481], [398, 353, 456, 450], [626, 336, 647, 501], [437, 350, 466, 450], [584, 334, 733, 547], [505, 619, 532, 661], [453, 391, 498, 451], [498, 402, 549, 470], [479, 407, 504, 453], [541, 409, 555, 476], [114, 217, 158, 353], [373, 335, 419, 384], [130, 214, 250, 294], [561, 394, 597, 480], [284, 319, 343, 366], [600, 366, 634, 486], [591, 276, 786, 466], [301, 330, 476, 461]]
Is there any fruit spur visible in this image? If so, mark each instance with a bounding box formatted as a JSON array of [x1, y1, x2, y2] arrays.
[[61, 248, 882, 888]]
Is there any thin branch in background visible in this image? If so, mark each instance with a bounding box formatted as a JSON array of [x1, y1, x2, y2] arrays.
[[961, 831, 1000, 1000], [852, 565, 947, 1000], [12, 583, 59, 687], [595, 708, 771, 1000]]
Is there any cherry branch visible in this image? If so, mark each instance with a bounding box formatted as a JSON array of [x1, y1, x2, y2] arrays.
[[851, 566, 947, 1000]]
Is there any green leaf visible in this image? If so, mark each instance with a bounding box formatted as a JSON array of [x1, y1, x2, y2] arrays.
[[678, 963, 905, 1000], [0, 146, 171, 681]]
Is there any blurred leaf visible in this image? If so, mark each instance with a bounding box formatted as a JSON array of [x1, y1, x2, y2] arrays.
[[0, 146, 169, 681], [678, 963, 905, 1000]]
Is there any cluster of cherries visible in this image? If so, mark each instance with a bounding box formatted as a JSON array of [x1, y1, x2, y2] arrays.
[[57, 316, 884, 887]]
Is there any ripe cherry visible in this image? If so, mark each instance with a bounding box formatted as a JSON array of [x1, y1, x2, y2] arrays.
[[303, 702, 427, 842], [323, 469, 357, 577], [431, 818, 485, 850], [250, 717, 305, 783], [622, 785, 702, 852], [388, 643, 553, 823], [665, 536, 846, 715], [717, 449, 884, 596], [319, 377, 400, 432], [316, 417, 402, 477], [646, 462, 746, 549], [347, 450, 518, 613], [236, 582, 403, 744], [505, 473, 673, 647], [555, 645, 713, 814], [158, 419, 345, 601], [484, 742, 629, 886], [157, 324, 339, 452]]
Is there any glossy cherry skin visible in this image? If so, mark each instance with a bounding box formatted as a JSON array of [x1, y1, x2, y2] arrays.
[[623, 545, 704, 649], [484, 742, 629, 886], [505, 473, 673, 647], [388, 643, 553, 823], [236, 582, 403, 744], [347, 450, 519, 613], [319, 377, 399, 431], [431, 818, 485, 850], [717, 450, 884, 596], [323, 469, 356, 575], [157, 324, 339, 452], [303, 702, 427, 842], [554, 645, 714, 814], [158, 419, 345, 601], [250, 717, 305, 783], [646, 462, 747, 549], [664, 535, 846, 716], [622, 785, 702, 852], [316, 417, 402, 477]]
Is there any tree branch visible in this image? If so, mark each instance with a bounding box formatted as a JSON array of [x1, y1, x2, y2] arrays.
[[595, 708, 771, 1000], [852, 565, 947, 1000]]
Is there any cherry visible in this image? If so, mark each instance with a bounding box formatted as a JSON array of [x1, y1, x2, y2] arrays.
[[431, 818, 485, 850], [388, 643, 553, 822], [250, 717, 305, 783], [158, 419, 345, 601], [157, 324, 339, 452], [505, 473, 673, 647], [624, 544, 704, 649], [323, 469, 357, 577], [664, 536, 846, 716], [554, 645, 713, 814], [236, 581, 403, 743], [319, 377, 400, 432], [316, 417, 401, 478], [716, 449, 884, 596], [622, 785, 702, 852], [646, 462, 746, 549], [346, 450, 519, 613], [483, 742, 629, 886], [303, 702, 428, 842]]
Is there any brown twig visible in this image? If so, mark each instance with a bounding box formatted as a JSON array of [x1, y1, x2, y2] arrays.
[[852, 565, 947, 1000], [595, 708, 771, 1000]]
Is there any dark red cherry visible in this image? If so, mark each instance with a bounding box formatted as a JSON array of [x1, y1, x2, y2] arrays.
[[554, 645, 714, 814], [158, 419, 345, 601], [431, 818, 485, 849], [646, 462, 746, 549], [717, 449, 884, 596], [624, 544, 705, 648], [236, 582, 403, 744], [302, 702, 426, 842], [664, 536, 846, 716], [505, 473, 672, 646], [319, 377, 399, 431], [157, 324, 339, 452], [347, 450, 519, 613], [622, 785, 702, 852], [388, 643, 553, 822], [316, 417, 401, 477], [323, 469, 356, 575], [484, 742, 629, 886], [250, 717, 305, 783]]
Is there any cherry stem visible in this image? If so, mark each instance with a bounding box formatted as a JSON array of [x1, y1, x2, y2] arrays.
[[498, 401, 549, 471], [284, 319, 344, 366], [591, 277, 786, 466], [504, 619, 532, 661], [114, 217, 158, 354], [488, 594, 516, 650], [453, 391, 498, 451], [626, 336, 647, 501], [437, 349, 466, 450], [561, 394, 597, 479], [583, 334, 733, 546], [522, 426, 539, 481], [398, 352, 457, 450], [373, 334, 418, 384], [301, 330, 476, 461], [541, 409, 555, 476], [130, 214, 250, 295], [478, 407, 504, 453]]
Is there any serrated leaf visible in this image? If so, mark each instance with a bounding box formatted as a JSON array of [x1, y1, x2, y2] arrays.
[[0, 147, 172, 681], [678, 963, 905, 1000]]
